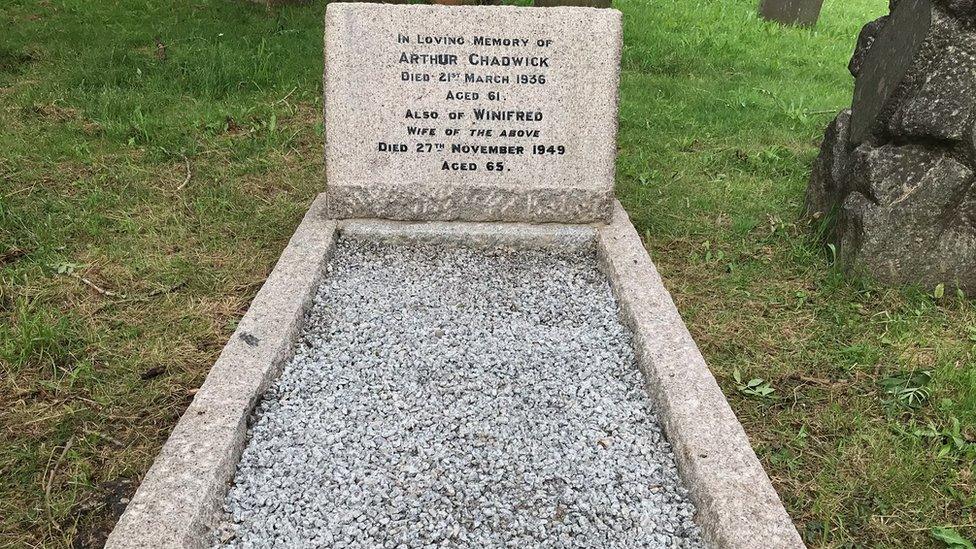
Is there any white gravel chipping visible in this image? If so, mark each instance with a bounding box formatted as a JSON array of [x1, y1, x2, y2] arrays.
[[216, 239, 705, 549]]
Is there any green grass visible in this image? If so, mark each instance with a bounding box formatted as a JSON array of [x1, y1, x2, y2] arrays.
[[1, 0, 974, 546]]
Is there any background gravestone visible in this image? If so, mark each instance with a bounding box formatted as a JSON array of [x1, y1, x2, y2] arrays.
[[806, 0, 976, 292], [535, 0, 612, 8], [758, 0, 825, 27], [324, 4, 622, 223]]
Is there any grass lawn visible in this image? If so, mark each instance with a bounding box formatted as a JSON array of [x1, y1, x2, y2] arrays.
[[1, 0, 974, 546]]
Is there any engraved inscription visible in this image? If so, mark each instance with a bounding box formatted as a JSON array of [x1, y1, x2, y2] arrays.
[[378, 32, 564, 174]]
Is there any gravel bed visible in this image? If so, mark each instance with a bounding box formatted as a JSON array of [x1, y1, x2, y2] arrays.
[[216, 239, 704, 548]]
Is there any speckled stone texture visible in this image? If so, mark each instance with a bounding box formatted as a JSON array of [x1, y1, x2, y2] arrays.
[[758, 0, 825, 27], [806, 0, 976, 292], [324, 4, 621, 223], [535, 0, 612, 7], [104, 199, 804, 548]]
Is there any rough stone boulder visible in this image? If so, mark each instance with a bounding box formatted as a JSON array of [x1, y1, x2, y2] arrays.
[[806, 0, 976, 292]]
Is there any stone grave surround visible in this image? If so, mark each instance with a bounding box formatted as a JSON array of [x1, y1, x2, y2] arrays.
[[758, 0, 825, 27], [806, 0, 976, 292], [106, 4, 803, 548]]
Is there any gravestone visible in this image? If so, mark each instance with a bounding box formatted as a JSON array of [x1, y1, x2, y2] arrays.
[[806, 0, 976, 292], [758, 0, 825, 27], [324, 4, 621, 223], [849, 0, 933, 144]]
